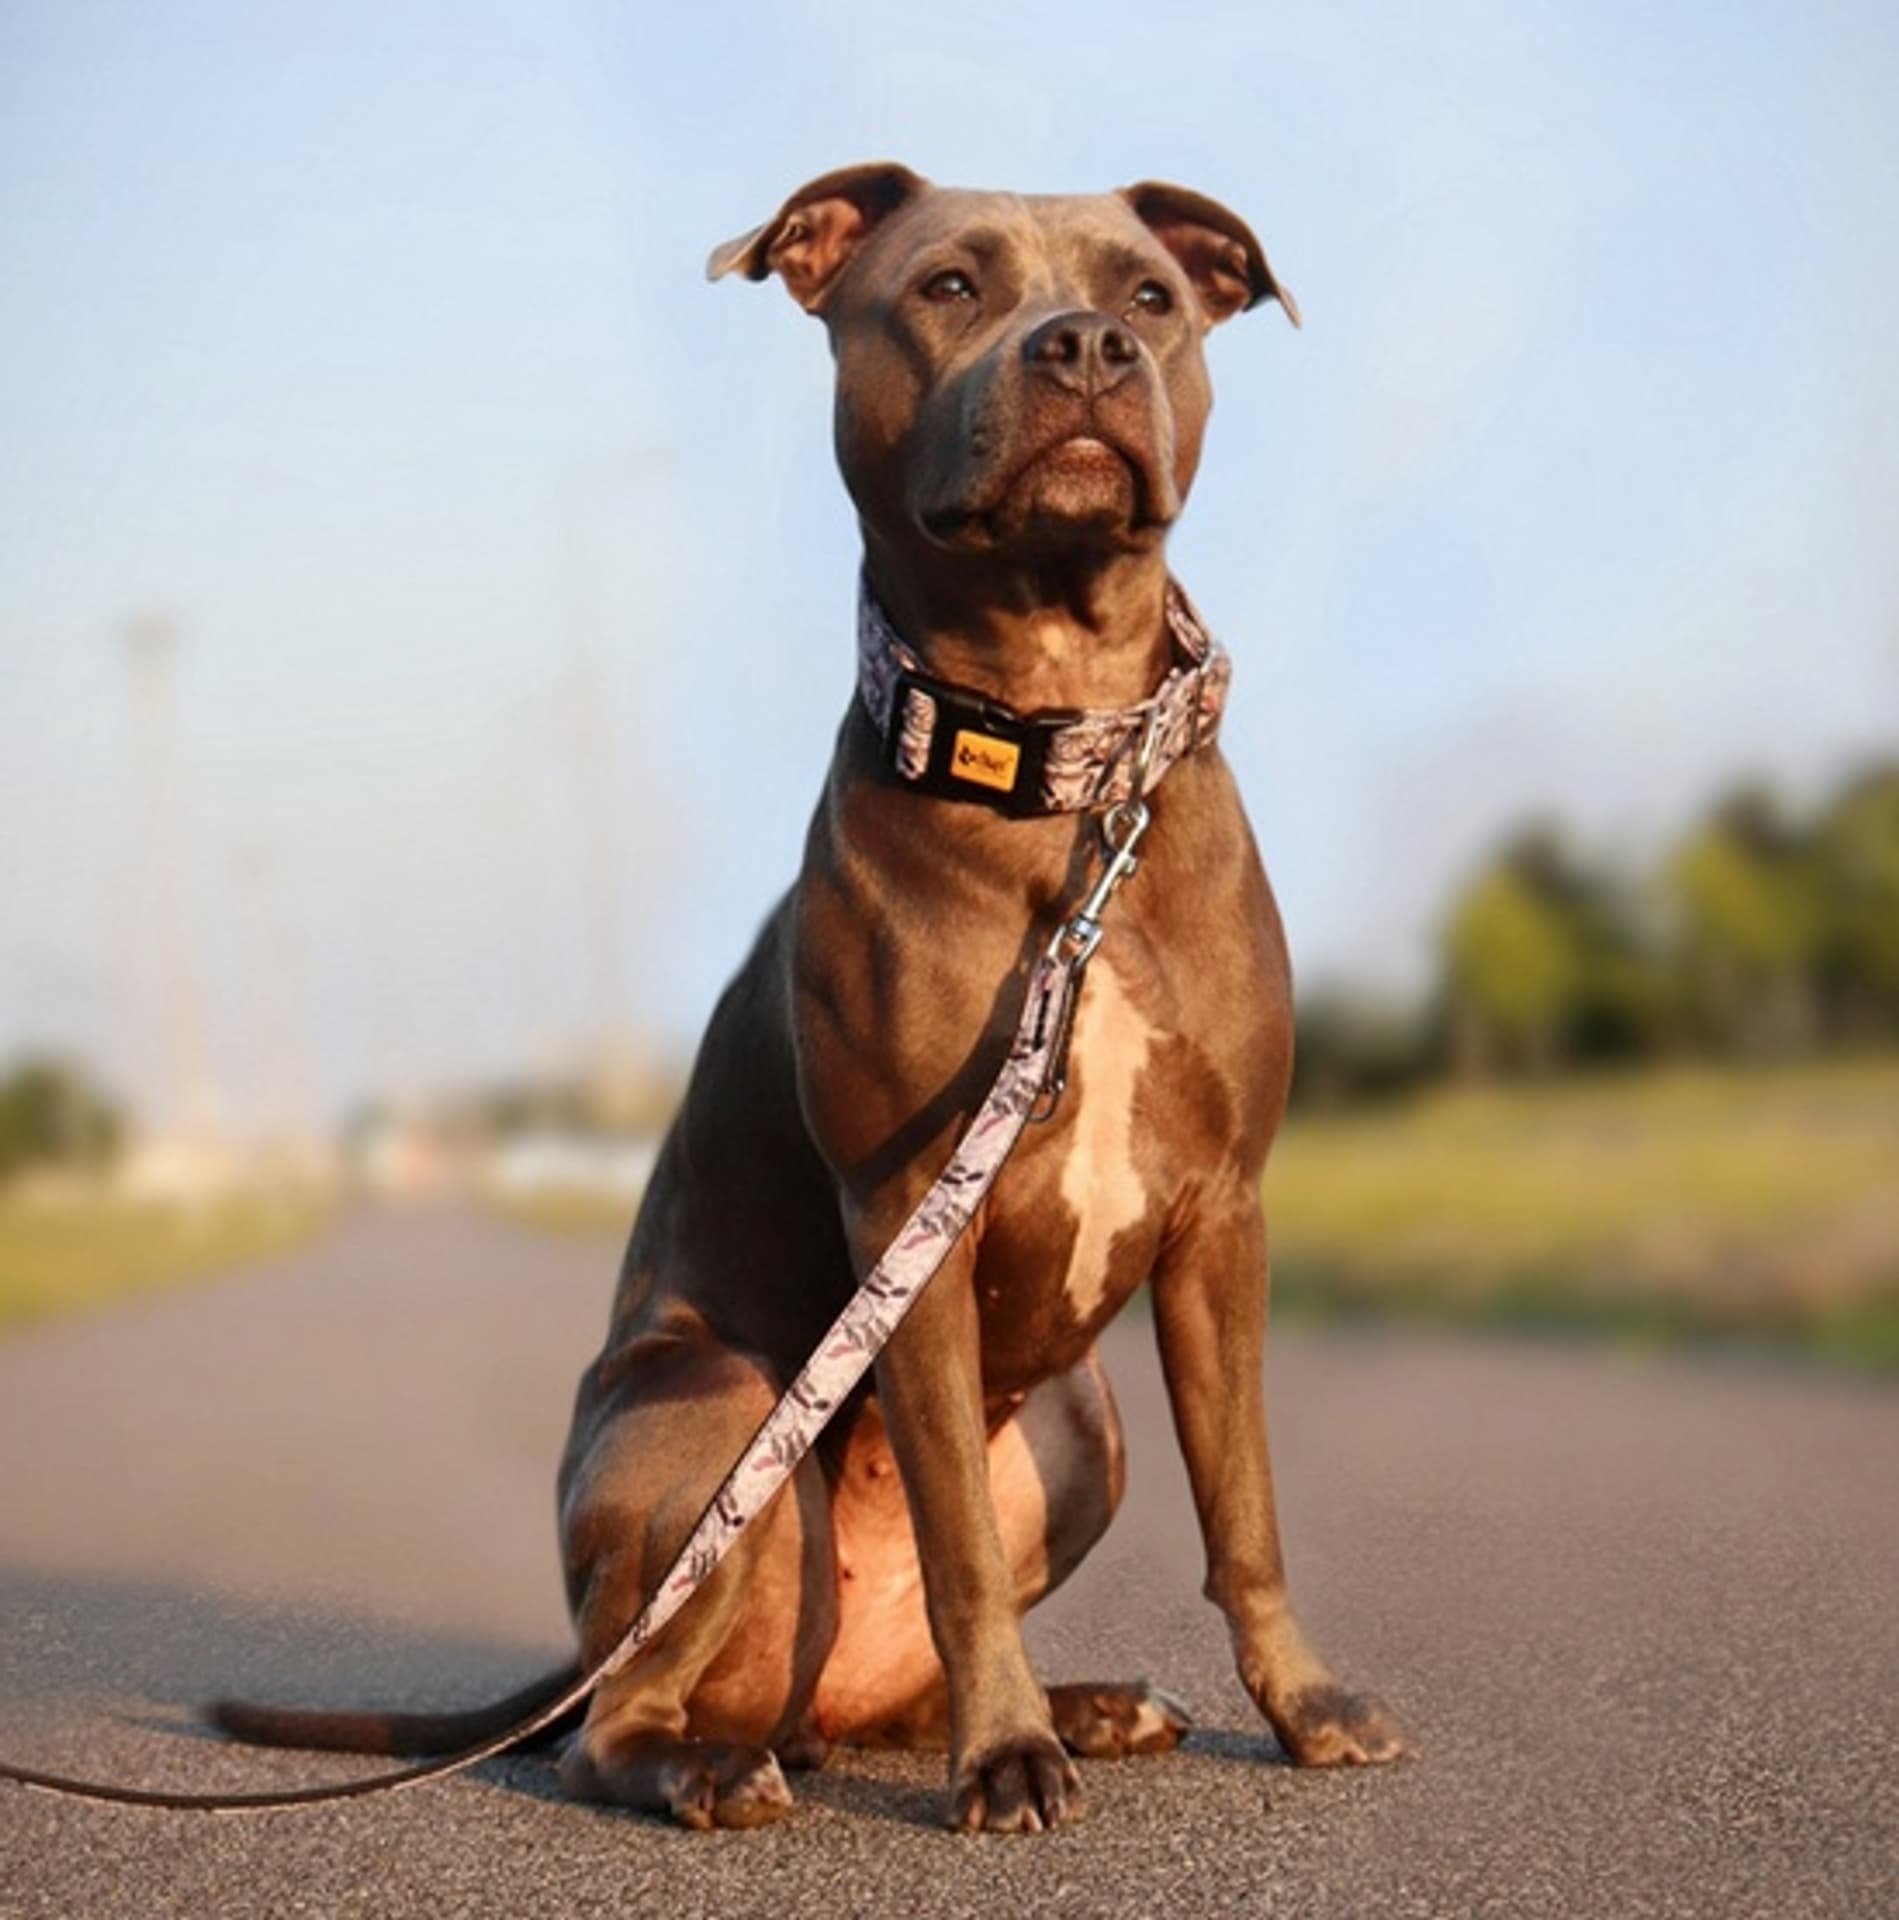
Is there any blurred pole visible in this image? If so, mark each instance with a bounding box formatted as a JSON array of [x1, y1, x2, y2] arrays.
[[557, 458, 659, 1124], [361, 870, 418, 1121], [124, 615, 220, 1151], [231, 842, 278, 1152], [277, 924, 322, 1168], [231, 842, 323, 1173]]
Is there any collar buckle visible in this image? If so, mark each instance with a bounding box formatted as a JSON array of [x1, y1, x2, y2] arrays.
[[887, 666, 1056, 815]]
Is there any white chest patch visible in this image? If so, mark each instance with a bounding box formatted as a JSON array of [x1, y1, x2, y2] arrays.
[[1057, 958, 1156, 1320]]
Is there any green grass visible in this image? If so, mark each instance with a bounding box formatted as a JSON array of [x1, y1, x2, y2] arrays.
[[0, 1191, 334, 1333], [1267, 1054, 1899, 1370], [485, 1055, 1899, 1373]]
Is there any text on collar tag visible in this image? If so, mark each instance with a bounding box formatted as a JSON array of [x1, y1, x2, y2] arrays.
[[950, 730, 1022, 793]]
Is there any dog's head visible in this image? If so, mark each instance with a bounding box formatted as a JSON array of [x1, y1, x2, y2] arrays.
[[709, 165, 1296, 562]]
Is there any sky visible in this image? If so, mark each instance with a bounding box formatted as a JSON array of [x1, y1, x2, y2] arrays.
[[2, 0, 1895, 1131]]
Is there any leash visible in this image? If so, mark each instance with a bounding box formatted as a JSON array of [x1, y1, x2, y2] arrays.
[[0, 781, 1158, 1816]]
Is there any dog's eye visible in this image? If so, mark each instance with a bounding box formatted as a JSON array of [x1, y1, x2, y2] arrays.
[[921, 268, 978, 304], [1128, 280, 1174, 318]]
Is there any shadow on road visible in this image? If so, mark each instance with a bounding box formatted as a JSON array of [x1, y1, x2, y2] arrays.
[[0, 1562, 587, 1806], [0, 1562, 1301, 1836], [0, 1564, 563, 1721]]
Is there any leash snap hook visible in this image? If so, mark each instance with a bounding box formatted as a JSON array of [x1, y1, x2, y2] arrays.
[[1047, 798, 1148, 972]]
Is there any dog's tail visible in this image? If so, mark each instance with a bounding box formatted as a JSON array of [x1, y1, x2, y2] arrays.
[[206, 1663, 583, 1758]]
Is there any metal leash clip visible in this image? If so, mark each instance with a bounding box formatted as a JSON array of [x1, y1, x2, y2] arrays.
[[1048, 795, 1151, 968], [1033, 704, 1164, 1119], [1048, 698, 1164, 968]]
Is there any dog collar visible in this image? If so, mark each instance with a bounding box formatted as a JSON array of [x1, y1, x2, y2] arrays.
[[856, 576, 1231, 815]]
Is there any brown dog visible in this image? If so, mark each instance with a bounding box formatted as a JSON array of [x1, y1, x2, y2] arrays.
[[215, 163, 1402, 1832]]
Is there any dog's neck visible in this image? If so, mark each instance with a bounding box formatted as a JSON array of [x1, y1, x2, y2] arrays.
[[860, 535, 1177, 713]]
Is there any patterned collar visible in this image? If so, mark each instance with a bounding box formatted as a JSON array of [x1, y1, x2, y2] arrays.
[[855, 575, 1231, 815]]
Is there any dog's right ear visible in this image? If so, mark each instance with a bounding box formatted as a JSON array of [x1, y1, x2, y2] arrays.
[[706, 162, 927, 314], [1119, 181, 1300, 329]]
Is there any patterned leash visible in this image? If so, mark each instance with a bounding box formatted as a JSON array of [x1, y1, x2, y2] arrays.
[[0, 787, 1156, 1814]]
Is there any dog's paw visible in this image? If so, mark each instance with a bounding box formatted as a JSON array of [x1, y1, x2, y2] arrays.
[[950, 1730, 1081, 1833], [1046, 1680, 1192, 1759], [1267, 1683, 1405, 1768], [662, 1744, 796, 1830], [561, 1735, 795, 1829]]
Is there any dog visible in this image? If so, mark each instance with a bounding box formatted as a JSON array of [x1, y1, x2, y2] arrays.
[[213, 162, 1403, 1833]]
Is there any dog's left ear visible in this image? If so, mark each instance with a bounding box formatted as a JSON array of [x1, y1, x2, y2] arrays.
[[1118, 182, 1300, 329], [707, 162, 928, 314]]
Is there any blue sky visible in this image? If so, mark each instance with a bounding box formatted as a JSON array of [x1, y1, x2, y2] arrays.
[[2, 1, 1895, 1127]]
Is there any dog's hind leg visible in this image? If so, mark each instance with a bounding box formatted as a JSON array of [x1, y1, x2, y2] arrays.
[[556, 1327, 836, 1830]]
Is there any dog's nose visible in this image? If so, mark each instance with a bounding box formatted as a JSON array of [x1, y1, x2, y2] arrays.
[[1022, 311, 1141, 394]]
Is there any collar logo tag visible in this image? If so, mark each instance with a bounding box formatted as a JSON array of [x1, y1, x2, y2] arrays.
[[951, 731, 1021, 794]]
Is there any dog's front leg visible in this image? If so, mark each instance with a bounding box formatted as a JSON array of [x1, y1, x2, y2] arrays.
[[1151, 1196, 1404, 1767], [870, 1232, 1081, 1832]]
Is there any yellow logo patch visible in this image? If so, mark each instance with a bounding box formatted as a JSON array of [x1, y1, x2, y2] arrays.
[[950, 730, 1021, 793]]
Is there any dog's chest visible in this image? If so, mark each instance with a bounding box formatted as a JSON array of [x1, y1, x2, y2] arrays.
[[1048, 958, 1156, 1319], [973, 954, 1180, 1373]]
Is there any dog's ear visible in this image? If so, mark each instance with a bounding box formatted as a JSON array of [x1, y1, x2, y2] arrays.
[[707, 162, 928, 313], [1118, 182, 1300, 329]]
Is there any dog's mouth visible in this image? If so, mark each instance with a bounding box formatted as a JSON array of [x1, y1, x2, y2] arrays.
[[1035, 434, 1130, 481], [919, 429, 1172, 549]]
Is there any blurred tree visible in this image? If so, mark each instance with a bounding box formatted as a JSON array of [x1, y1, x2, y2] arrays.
[[1291, 989, 1433, 1108], [0, 1057, 124, 1186], [1354, 763, 1899, 1098], [1669, 785, 1822, 1055], [1443, 843, 1577, 1076], [1812, 762, 1899, 1040], [1441, 826, 1666, 1076]]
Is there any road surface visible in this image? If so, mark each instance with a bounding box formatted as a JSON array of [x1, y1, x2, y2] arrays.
[[1, 1204, 1894, 1917]]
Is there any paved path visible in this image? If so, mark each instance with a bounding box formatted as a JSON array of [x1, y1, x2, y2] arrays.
[[1, 1204, 1893, 1918]]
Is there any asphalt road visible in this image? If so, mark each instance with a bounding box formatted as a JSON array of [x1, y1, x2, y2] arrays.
[[1, 1204, 1894, 1919]]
